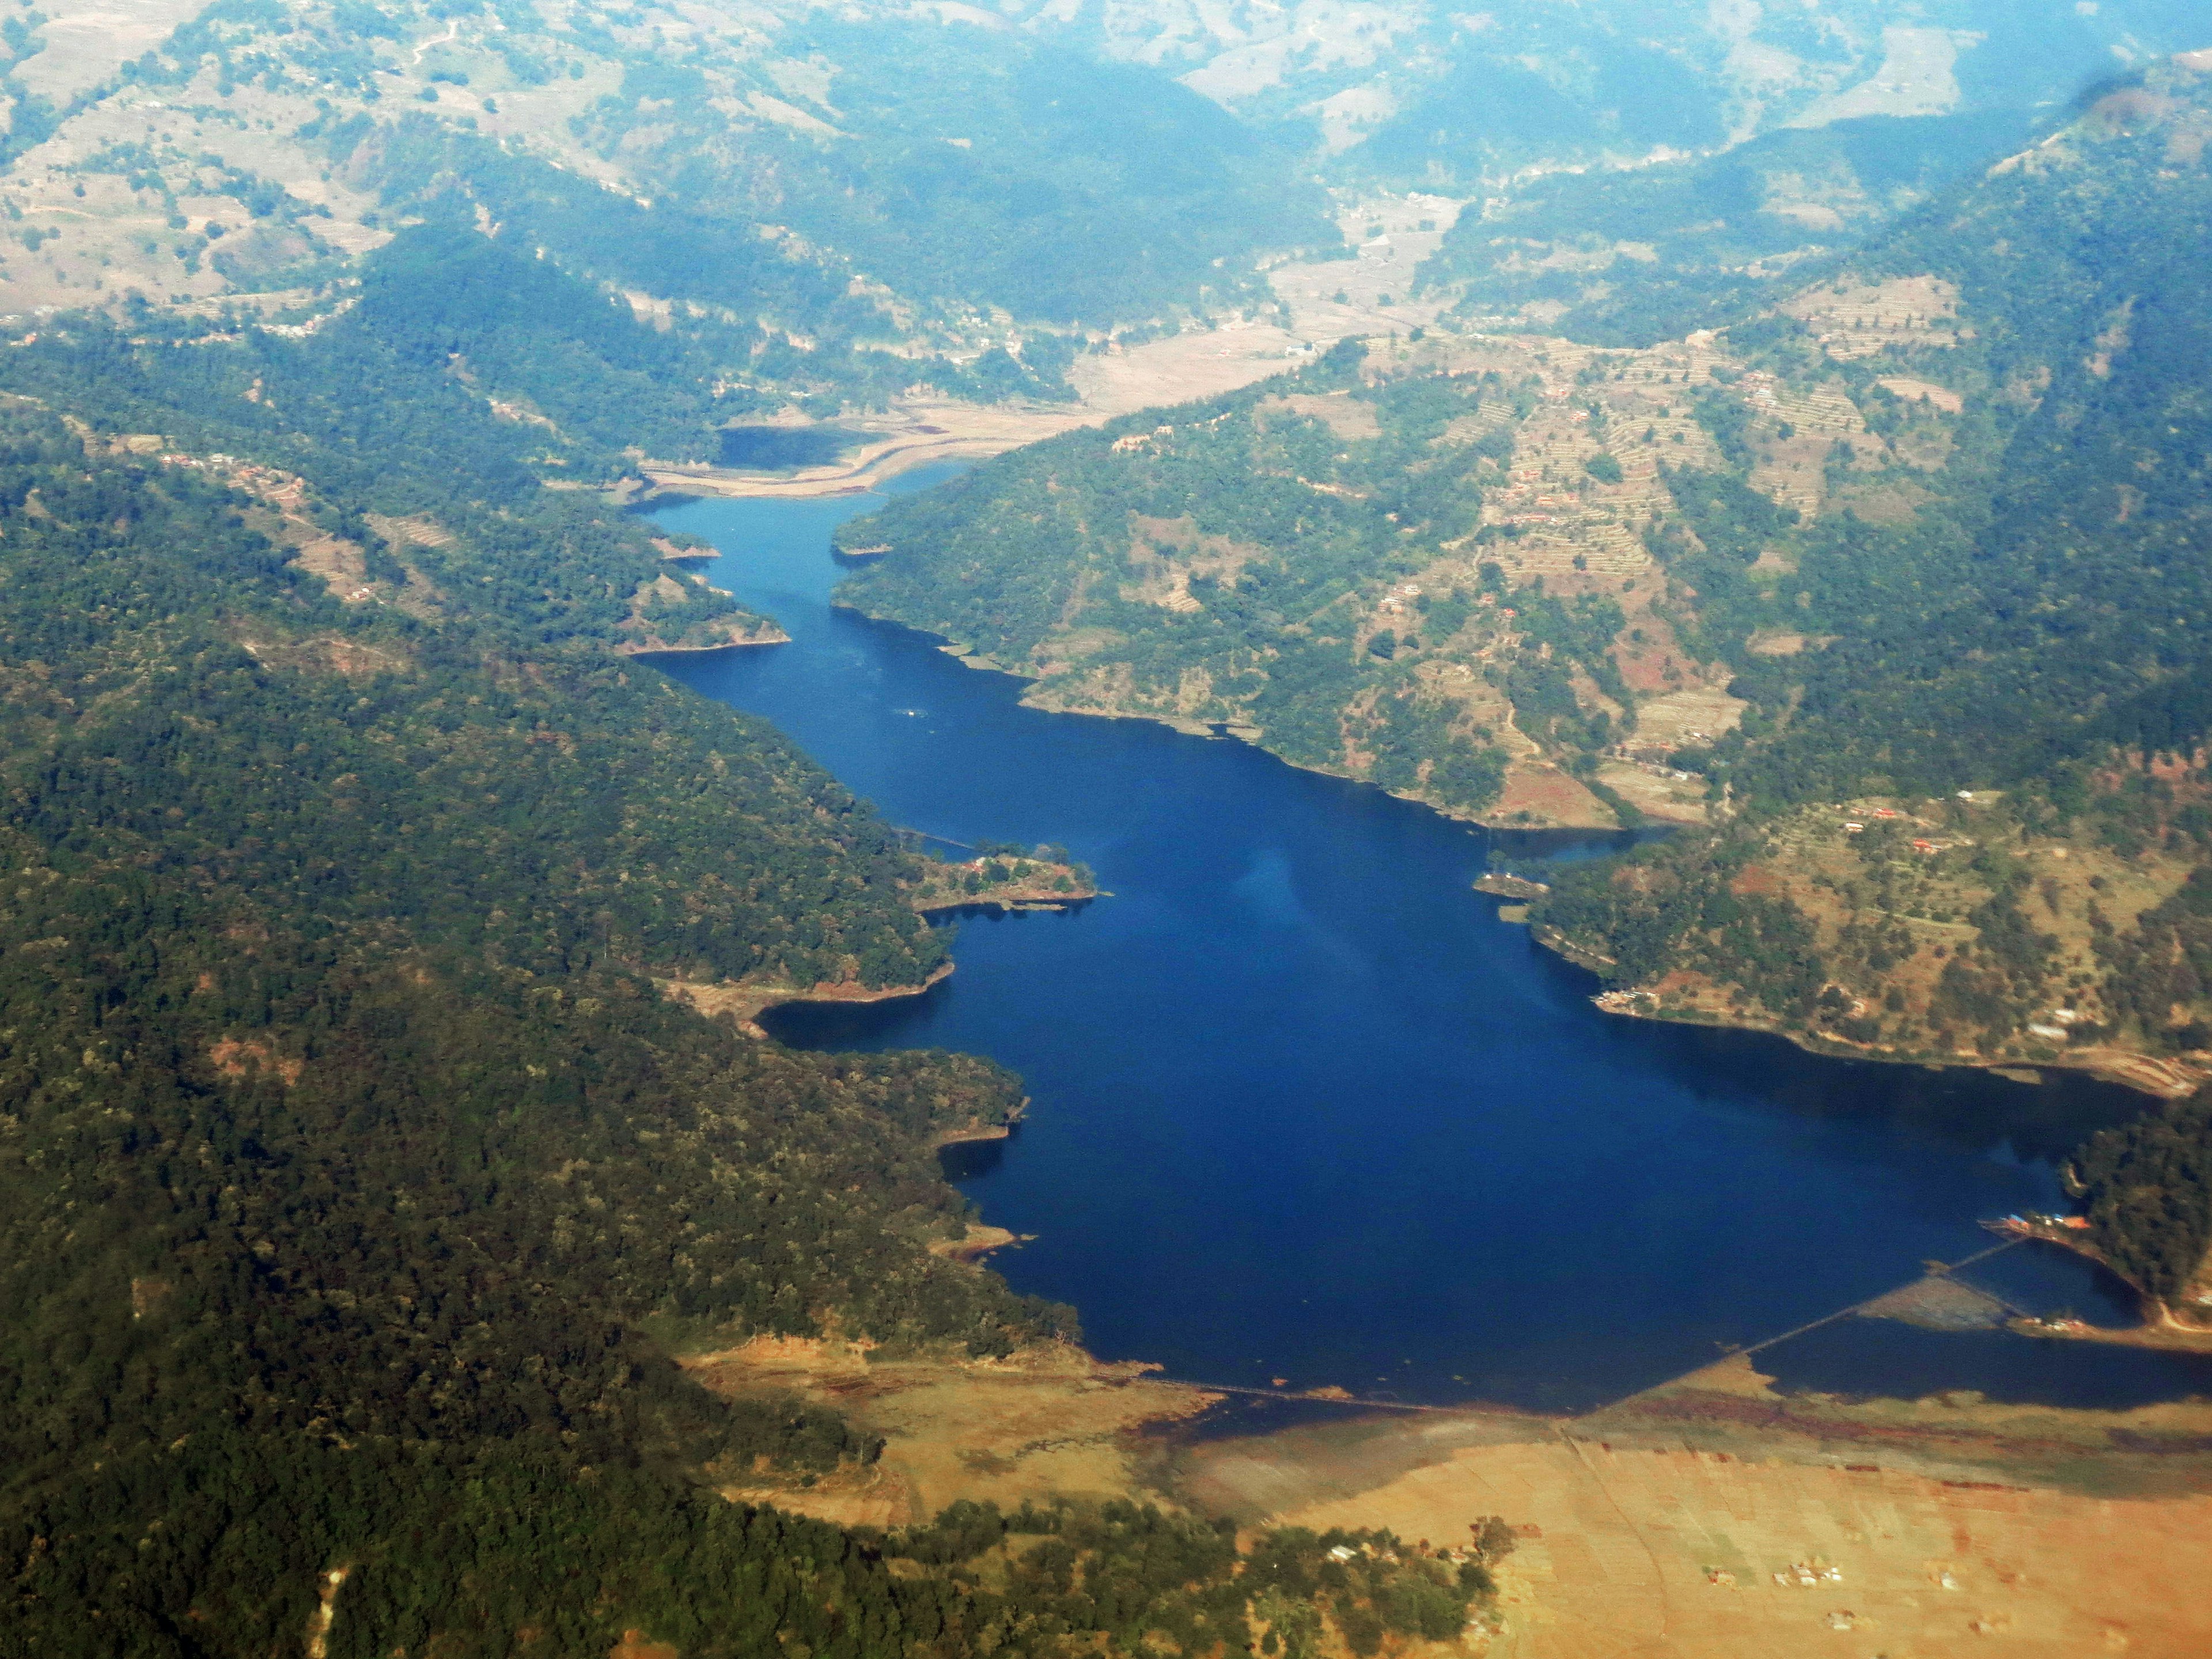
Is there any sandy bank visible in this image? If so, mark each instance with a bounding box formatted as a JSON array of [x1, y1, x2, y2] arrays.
[[641, 405, 1096, 502], [912, 880, 1100, 916], [687, 1324, 2212, 1654], [658, 960, 952, 1037], [1983, 1224, 2212, 1354], [618, 619, 790, 656], [926, 1224, 1031, 1263], [634, 304, 1357, 504]]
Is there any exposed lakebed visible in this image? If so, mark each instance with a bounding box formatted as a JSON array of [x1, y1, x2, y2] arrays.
[[652, 472, 2212, 1415]]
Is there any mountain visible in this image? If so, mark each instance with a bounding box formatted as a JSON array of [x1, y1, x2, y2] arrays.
[[0, 0, 1336, 432], [1416, 107, 2043, 346], [0, 2, 2184, 462], [5, 4, 2211, 1645], [831, 52, 2212, 1113], [1029, 0, 2207, 175]]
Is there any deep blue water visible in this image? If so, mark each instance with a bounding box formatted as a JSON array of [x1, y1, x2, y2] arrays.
[[650, 472, 2212, 1414]]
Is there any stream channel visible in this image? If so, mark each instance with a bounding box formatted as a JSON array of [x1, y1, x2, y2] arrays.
[[650, 469, 2212, 1415]]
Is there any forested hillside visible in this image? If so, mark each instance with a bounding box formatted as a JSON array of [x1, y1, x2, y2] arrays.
[[1, 4, 2207, 1641], [1527, 59, 2212, 1308], [1418, 108, 2039, 346], [0, 0, 1337, 434], [0, 248, 1532, 1646], [0, 374, 1015, 1644], [832, 306, 1770, 830]]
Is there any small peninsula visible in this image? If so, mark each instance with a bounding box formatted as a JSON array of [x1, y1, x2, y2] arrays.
[[1521, 781, 2212, 1103], [908, 844, 1101, 915]]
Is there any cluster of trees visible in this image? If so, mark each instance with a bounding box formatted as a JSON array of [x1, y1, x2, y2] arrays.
[[879, 1498, 1503, 1659], [1717, 71, 2212, 808], [574, 18, 1335, 328], [835, 347, 1569, 817], [119, 5, 1334, 373], [1537, 820, 1830, 1020], [0, 301, 760, 653], [0, 380, 1090, 1646], [2073, 1088, 2212, 1305], [914, 848, 1099, 905], [319, 115, 998, 420], [1535, 61, 2212, 1082], [10, 1452, 1506, 1659]]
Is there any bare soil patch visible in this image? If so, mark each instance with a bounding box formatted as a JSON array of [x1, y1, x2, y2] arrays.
[[686, 1340, 1217, 1529], [659, 963, 953, 1039], [1622, 684, 1746, 754], [1169, 1369, 2212, 1658], [1492, 764, 1617, 831]]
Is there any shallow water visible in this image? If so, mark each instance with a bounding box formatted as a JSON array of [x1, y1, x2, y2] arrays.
[[650, 473, 2212, 1414]]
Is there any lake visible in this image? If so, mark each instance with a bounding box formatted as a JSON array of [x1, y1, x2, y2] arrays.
[[650, 471, 2212, 1414]]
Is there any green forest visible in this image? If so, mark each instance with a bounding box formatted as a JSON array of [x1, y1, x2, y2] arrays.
[[1418, 109, 2039, 346], [0, 386, 1075, 1647], [3, 5, 2212, 1643], [78, 0, 1338, 425], [0, 233, 1520, 1646], [834, 346, 1540, 819], [1525, 66, 2212, 1292]]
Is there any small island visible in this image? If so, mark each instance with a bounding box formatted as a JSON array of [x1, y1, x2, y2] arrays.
[[908, 842, 1102, 915]]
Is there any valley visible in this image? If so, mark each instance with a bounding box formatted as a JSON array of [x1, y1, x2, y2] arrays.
[[1, 3, 2210, 1656]]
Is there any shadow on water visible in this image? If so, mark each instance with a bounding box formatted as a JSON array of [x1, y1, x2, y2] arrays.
[[717, 424, 863, 471], [937, 1131, 1011, 1181], [653, 471, 2212, 1416]]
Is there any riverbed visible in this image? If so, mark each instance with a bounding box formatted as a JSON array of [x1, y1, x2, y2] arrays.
[[650, 472, 2212, 1414]]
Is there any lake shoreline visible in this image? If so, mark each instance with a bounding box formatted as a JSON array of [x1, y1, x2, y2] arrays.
[[1985, 1222, 2212, 1354], [1562, 960, 2202, 1103], [620, 621, 792, 657], [637, 404, 1096, 502], [654, 475, 2212, 1448], [835, 603, 1623, 831]]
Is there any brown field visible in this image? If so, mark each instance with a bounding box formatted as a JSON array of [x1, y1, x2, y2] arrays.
[[685, 1339, 1218, 1528], [1493, 763, 1619, 831], [645, 194, 1471, 502], [688, 1331, 2212, 1657], [1594, 761, 1710, 824], [1175, 1361, 2212, 1659]]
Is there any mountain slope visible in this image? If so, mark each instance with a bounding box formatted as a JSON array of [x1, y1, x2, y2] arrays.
[[0, 1, 1335, 406], [0, 387, 1074, 1642], [1022, 0, 2207, 175], [830, 52, 2212, 1103], [1522, 57, 2212, 1306]]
